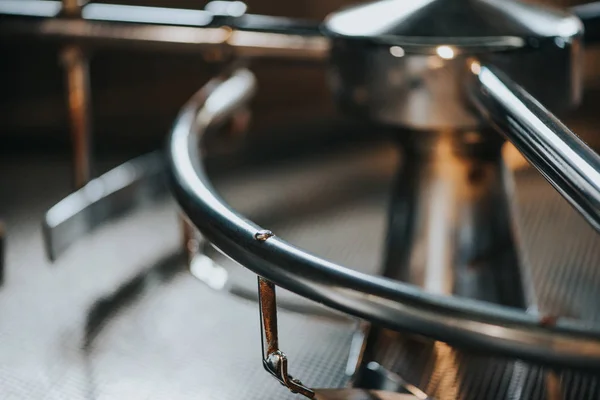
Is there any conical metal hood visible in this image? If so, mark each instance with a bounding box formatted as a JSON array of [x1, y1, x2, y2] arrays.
[[322, 0, 582, 50]]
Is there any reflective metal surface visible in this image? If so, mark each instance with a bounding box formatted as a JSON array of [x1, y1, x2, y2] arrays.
[[383, 132, 531, 308], [0, 0, 328, 61], [56, 0, 94, 190], [60, 44, 93, 189], [326, 0, 582, 128], [0, 152, 356, 399], [0, 0, 321, 35], [328, 48, 482, 129], [259, 277, 315, 398], [469, 64, 600, 232], [43, 152, 166, 261], [5, 0, 600, 397], [167, 67, 600, 369], [5, 134, 600, 399], [322, 0, 581, 49]]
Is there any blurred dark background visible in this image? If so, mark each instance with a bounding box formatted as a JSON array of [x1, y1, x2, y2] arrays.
[[1, 0, 600, 159], [0, 0, 355, 158]]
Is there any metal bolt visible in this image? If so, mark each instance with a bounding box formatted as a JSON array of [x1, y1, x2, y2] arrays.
[[255, 230, 274, 241]]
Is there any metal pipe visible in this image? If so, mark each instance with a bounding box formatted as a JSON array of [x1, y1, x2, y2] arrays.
[[468, 63, 600, 233], [0, 1, 322, 35], [0, 18, 328, 60], [42, 152, 166, 261], [59, 0, 93, 188], [0, 1, 329, 61], [61, 44, 93, 188]]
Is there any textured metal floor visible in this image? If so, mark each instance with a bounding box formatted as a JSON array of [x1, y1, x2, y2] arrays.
[[1, 137, 600, 399]]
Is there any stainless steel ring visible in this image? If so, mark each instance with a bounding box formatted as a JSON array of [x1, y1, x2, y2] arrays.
[[167, 67, 600, 370]]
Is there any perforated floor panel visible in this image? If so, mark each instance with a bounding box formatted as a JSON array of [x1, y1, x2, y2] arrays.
[[1, 136, 600, 399]]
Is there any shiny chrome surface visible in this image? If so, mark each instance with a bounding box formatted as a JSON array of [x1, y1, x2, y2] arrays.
[[0, 0, 328, 61], [255, 229, 275, 241], [328, 49, 482, 129], [0, 18, 328, 60], [354, 132, 533, 397], [326, 0, 582, 128], [1, 151, 359, 398], [382, 133, 532, 308], [7, 0, 600, 395], [322, 0, 581, 49], [469, 64, 600, 232], [167, 67, 600, 369], [58, 0, 93, 189], [5, 133, 600, 399], [0, 0, 321, 34], [43, 152, 166, 261]]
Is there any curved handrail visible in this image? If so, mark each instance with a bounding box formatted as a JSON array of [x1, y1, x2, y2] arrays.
[[167, 68, 600, 370]]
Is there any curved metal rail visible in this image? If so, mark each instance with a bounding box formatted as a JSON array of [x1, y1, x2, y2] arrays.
[[167, 68, 600, 371], [43, 152, 166, 261]]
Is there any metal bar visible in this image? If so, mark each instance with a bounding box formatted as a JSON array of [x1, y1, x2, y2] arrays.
[[0, 18, 328, 60], [0, 1, 322, 34], [167, 68, 600, 370], [58, 0, 93, 189], [468, 63, 600, 233], [258, 276, 315, 398], [0, 1, 329, 61], [61, 44, 93, 188], [43, 152, 166, 261], [168, 68, 316, 396], [258, 277, 280, 360]]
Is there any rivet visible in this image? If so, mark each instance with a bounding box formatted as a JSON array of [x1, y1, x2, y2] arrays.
[[255, 230, 274, 242]]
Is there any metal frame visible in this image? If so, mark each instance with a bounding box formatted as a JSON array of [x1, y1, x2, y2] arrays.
[[6, 0, 600, 395], [42, 152, 166, 261], [167, 67, 600, 373], [0, 0, 328, 264], [469, 63, 600, 232], [0, 1, 328, 60]]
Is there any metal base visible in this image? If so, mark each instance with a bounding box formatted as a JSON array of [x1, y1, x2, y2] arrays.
[[2, 139, 600, 398]]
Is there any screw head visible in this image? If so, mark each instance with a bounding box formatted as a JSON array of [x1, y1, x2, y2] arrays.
[[254, 230, 274, 242]]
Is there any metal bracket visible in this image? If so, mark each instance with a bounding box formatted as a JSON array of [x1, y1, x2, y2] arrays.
[[258, 275, 315, 398]]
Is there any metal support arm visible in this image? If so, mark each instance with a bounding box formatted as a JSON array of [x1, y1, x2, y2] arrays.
[[468, 62, 600, 233]]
